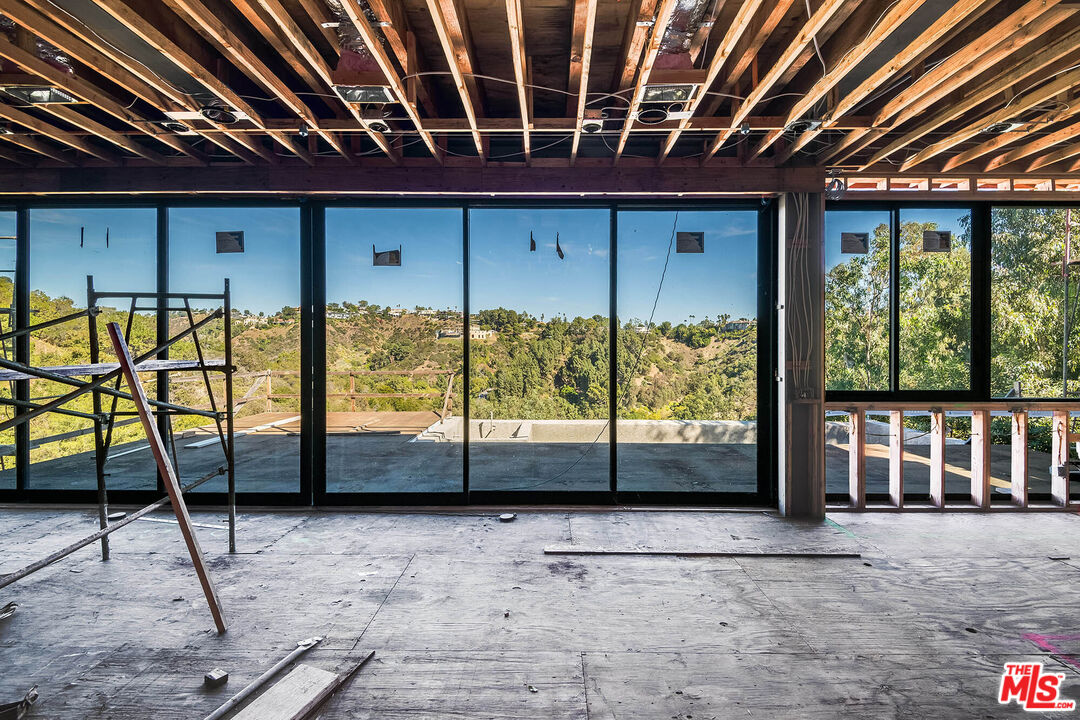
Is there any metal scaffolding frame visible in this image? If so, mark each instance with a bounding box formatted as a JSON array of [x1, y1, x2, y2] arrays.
[[0, 275, 236, 566]]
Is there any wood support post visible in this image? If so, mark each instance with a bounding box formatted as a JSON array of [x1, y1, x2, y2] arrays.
[[847, 408, 865, 509], [777, 193, 825, 519], [107, 321, 228, 634], [970, 409, 991, 509], [929, 410, 945, 508], [1051, 409, 1070, 506], [889, 410, 904, 507], [1011, 410, 1028, 508]]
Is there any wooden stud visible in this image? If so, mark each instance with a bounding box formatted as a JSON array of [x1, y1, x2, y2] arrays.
[[658, 0, 765, 164], [1011, 410, 1028, 508], [1052, 410, 1070, 506], [930, 410, 946, 508], [970, 409, 991, 509], [568, 0, 597, 165], [424, 0, 486, 160], [889, 410, 904, 507], [848, 408, 865, 509], [504, 0, 531, 164], [106, 322, 227, 634]]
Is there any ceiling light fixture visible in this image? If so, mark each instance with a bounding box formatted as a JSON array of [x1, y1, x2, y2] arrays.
[[0, 85, 78, 104], [200, 104, 238, 124], [332, 84, 395, 105]]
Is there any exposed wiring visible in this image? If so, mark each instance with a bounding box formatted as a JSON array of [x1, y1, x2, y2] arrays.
[[803, 0, 828, 77]]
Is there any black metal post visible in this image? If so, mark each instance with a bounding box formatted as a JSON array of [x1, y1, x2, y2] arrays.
[[608, 206, 617, 494], [156, 205, 168, 492], [87, 275, 109, 561], [224, 278, 235, 552], [889, 207, 900, 393], [15, 206, 27, 492], [462, 206, 470, 499]]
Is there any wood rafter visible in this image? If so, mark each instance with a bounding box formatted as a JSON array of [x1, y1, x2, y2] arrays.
[[750, 0, 928, 161], [942, 105, 1077, 172], [0, 130, 73, 165], [86, 0, 283, 164], [702, 0, 846, 162], [39, 104, 167, 164], [614, 0, 659, 93], [984, 116, 1080, 172], [613, 0, 679, 163], [163, 0, 330, 165], [777, 0, 994, 165], [230, 0, 327, 98], [568, 0, 598, 165], [1028, 138, 1080, 172], [856, 24, 1080, 169], [0, 9, 207, 163], [339, 1, 441, 162], [900, 65, 1080, 170], [365, 0, 438, 118], [425, 0, 486, 160], [657, 0, 765, 164], [504, 0, 531, 164], [0, 102, 117, 163]]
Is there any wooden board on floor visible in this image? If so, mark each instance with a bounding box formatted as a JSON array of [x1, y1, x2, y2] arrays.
[[231, 664, 338, 720]]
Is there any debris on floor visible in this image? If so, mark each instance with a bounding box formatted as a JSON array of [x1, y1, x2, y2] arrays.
[[0, 686, 37, 720], [204, 668, 229, 688], [0, 602, 15, 621], [499, 513, 517, 523]]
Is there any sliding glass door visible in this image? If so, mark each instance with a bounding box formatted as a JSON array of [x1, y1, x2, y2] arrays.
[[616, 209, 760, 494], [323, 207, 463, 495], [467, 208, 611, 495]]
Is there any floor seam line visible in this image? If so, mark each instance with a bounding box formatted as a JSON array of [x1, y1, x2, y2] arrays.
[[580, 650, 590, 720], [352, 552, 415, 650]]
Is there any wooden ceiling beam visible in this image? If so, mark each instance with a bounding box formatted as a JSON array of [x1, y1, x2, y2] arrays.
[[900, 65, 1080, 171], [0, 103, 117, 163], [252, 0, 396, 162], [161, 0, 321, 165], [0, 20, 206, 163], [292, 0, 339, 47], [39, 104, 168, 164], [87, 0, 281, 164], [750, 0, 928, 162], [504, 0, 531, 164], [862, 27, 1080, 169], [365, 0, 438, 118], [0, 145, 28, 167], [980, 116, 1080, 172], [698, 0, 795, 163], [0, 132, 74, 165], [776, 0, 993, 165], [942, 105, 1077, 172], [703, 0, 846, 161], [568, 0, 598, 165], [877, 1, 1072, 129], [340, 0, 439, 162], [657, 0, 765, 164], [613, 0, 679, 163], [614, 0, 659, 93], [230, 0, 327, 97], [1028, 138, 1080, 172], [424, 0, 485, 160]]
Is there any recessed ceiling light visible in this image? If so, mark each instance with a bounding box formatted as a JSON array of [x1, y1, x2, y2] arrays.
[[638, 83, 700, 104], [332, 85, 395, 105], [983, 121, 1024, 134], [0, 85, 77, 104]]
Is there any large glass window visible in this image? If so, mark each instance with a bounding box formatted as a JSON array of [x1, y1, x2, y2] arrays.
[[992, 206, 1080, 398], [27, 208, 157, 490], [0, 211, 15, 489], [468, 208, 610, 493], [324, 208, 463, 494], [616, 209, 758, 493], [898, 208, 972, 391], [170, 207, 301, 493], [824, 210, 890, 391]]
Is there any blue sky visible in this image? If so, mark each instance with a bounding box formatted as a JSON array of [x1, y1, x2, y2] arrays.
[[23, 207, 762, 321]]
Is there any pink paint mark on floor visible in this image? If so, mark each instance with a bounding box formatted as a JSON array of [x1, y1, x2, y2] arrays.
[[1023, 633, 1080, 672]]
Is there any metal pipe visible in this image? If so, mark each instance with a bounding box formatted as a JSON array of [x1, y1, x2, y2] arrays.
[[0, 307, 95, 342], [201, 637, 324, 720], [1066, 208, 1073, 398], [0, 466, 225, 590]]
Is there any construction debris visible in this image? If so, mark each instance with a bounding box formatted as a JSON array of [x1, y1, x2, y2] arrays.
[[204, 668, 229, 688]]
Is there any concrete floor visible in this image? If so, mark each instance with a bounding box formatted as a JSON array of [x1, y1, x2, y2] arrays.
[[2, 507, 1080, 718]]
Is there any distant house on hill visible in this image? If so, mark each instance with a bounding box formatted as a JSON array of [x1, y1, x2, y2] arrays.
[[437, 328, 463, 339], [470, 329, 495, 340], [723, 318, 754, 331], [389, 307, 407, 317]]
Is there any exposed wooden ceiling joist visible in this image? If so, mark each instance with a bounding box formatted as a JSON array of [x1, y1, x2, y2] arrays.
[[984, 117, 1080, 172], [0, 101, 117, 163], [567, 0, 597, 165], [504, 0, 531, 164], [425, 0, 486, 160]]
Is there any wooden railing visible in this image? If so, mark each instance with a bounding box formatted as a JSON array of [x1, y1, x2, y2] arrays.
[[825, 401, 1080, 510], [237, 369, 456, 418]]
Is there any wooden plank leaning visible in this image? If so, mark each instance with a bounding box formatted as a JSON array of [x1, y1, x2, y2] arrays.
[[106, 321, 228, 634]]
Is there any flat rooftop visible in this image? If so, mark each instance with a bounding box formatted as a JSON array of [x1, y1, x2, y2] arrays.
[[2, 507, 1078, 718]]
